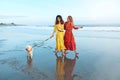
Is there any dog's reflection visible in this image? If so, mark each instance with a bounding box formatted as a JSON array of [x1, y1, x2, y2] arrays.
[[27, 57, 33, 68], [56, 54, 78, 80]]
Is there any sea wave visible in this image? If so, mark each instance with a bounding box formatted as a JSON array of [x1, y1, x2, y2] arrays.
[[1, 26, 120, 32], [80, 27, 120, 32]]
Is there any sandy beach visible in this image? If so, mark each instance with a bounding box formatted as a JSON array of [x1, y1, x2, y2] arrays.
[[0, 26, 120, 80]]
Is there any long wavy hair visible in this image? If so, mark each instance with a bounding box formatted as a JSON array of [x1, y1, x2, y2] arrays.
[[68, 16, 74, 25], [55, 15, 64, 24]]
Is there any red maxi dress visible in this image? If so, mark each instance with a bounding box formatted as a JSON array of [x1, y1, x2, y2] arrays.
[[64, 22, 78, 51]]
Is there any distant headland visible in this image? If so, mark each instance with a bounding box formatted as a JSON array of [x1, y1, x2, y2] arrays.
[[0, 23, 25, 26], [1, 22, 120, 27]]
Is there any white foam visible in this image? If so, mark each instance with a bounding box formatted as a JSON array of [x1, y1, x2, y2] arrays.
[[81, 27, 120, 32]]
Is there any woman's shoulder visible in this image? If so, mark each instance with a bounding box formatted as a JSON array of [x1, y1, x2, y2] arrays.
[[55, 23, 64, 26], [54, 24, 61, 27]]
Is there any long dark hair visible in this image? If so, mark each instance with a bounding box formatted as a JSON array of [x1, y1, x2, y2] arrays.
[[55, 15, 64, 24]]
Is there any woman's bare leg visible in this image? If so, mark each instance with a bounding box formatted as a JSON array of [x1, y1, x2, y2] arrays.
[[54, 48, 58, 54], [62, 50, 66, 57], [74, 50, 79, 59], [64, 49, 67, 54], [74, 50, 78, 54], [55, 50, 58, 54]]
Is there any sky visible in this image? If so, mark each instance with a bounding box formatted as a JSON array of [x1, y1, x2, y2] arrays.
[[0, 0, 120, 25]]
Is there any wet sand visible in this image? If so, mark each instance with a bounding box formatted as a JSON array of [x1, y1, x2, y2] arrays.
[[0, 26, 120, 80]]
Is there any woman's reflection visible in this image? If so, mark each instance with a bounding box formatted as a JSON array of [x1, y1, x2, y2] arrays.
[[56, 55, 64, 80], [56, 54, 78, 80]]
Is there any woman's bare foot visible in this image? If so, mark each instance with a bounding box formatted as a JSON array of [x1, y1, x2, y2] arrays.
[[75, 54, 79, 59], [55, 53, 58, 58]]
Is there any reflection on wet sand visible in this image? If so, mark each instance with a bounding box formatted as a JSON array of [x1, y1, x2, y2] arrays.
[[56, 54, 78, 80], [25, 56, 48, 80], [27, 57, 33, 68]]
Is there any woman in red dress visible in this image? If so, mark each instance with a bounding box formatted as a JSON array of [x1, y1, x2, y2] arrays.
[[64, 16, 83, 55]]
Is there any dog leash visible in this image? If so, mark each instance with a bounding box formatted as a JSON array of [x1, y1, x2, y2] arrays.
[[32, 37, 51, 48]]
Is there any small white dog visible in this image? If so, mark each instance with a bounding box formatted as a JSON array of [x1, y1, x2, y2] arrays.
[[25, 45, 33, 59]]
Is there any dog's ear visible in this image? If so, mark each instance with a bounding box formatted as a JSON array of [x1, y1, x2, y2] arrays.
[[26, 48, 28, 51]]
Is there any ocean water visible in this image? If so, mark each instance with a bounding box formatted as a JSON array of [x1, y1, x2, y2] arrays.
[[0, 26, 120, 80]]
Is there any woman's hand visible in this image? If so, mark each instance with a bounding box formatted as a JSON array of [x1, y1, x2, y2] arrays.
[[50, 31, 56, 38], [78, 26, 83, 29], [50, 34, 54, 38]]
